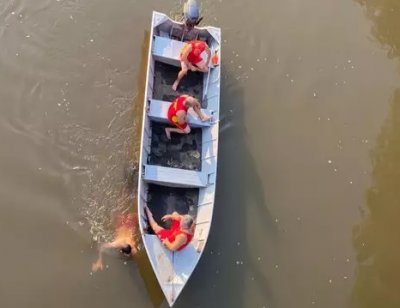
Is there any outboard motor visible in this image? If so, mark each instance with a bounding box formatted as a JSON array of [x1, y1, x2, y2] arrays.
[[183, 0, 203, 31]]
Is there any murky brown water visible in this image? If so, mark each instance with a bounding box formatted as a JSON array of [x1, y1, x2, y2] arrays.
[[1, 0, 400, 307]]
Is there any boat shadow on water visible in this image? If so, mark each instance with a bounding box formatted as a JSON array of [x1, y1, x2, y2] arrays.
[[172, 65, 278, 307]]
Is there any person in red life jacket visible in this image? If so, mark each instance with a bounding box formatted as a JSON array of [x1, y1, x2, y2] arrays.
[[91, 213, 138, 272], [172, 40, 211, 91], [145, 207, 194, 251], [165, 94, 211, 139]]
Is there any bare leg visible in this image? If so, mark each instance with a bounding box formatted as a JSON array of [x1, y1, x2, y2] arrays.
[[192, 105, 211, 121], [165, 126, 190, 139], [195, 60, 209, 73], [172, 61, 188, 91], [145, 207, 164, 234]]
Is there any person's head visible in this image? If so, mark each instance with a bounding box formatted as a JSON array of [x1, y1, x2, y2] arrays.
[[120, 244, 132, 255], [180, 214, 194, 230]]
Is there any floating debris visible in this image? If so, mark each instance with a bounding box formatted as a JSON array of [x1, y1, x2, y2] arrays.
[[328, 160, 332, 164], [313, 92, 317, 97], [328, 279, 333, 284]]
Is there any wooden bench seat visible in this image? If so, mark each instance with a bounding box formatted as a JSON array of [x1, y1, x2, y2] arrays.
[[143, 164, 208, 188]]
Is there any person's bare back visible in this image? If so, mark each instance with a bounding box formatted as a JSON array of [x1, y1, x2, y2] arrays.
[[91, 213, 138, 272]]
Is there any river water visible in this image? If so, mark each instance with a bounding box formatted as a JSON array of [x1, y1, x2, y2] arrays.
[[1, 0, 400, 307]]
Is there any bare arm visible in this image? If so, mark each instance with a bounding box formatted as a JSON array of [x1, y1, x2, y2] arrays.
[[161, 211, 181, 222], [162, 234, 186, 251], [189, 97, 211, 121], [92, 240, 123, 272]]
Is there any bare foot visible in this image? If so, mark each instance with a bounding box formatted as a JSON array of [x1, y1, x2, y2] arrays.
[[172, 80, 179, 91], [165, 128, 171, 140]]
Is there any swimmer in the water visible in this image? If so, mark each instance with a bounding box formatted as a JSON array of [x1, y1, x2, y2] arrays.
[[92, 213, 138, 272]]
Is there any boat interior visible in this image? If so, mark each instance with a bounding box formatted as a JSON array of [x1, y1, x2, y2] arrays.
[[139, 12, 220, 254]]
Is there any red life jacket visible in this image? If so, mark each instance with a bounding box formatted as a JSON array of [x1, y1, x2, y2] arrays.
[[181, 40, 207, 64], [167, 95, 189, 130], [157, 218, 194, 251]]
